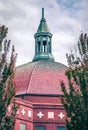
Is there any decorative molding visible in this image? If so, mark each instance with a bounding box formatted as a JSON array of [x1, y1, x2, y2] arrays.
[[16, 110, 19, 114], [58, 112, 65, 119], [48, 112, 54, 119], [37, 111, 44, 118], [21, 109, 25, 116], [28, 110, 32, 118]]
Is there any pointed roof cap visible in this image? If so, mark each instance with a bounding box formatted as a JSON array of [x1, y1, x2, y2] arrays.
[[36, 8, 51, 33]]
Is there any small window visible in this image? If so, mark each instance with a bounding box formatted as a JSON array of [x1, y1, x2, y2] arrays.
[[36, 126, 45, 130], [57, 126, 66, 130], [20, 123, 26, 130]]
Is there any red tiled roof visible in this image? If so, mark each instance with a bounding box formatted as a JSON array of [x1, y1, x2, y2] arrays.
[[15, 60, 68, 95]]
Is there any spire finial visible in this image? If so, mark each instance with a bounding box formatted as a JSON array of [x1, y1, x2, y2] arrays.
[[42, 8, 44, 18]]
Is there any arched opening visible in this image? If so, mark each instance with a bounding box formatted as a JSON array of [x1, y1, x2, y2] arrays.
[[43, 41, 47, 53], [38, 41, 41, 53], [49, 42, 51, 53]]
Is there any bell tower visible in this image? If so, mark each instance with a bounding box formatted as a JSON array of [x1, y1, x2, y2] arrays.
[[33, 8, 54, 62]]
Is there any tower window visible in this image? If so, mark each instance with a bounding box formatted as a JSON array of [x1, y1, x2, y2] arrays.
[[36, 126, 45, 130], [57, 126, 66, 130], [20, 123, 26, 130], [38, 41, 41, 53], [43, 41, 47, 52]]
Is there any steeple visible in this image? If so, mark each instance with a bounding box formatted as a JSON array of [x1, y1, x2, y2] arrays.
[[33, 8, 54, 62], [36, 8, 51, 34], [42, 8, 44, 18]]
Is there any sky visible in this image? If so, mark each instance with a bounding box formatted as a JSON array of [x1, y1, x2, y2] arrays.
[[0, 0, 88, 66]]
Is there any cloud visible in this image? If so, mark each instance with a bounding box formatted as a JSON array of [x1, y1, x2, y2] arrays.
[[0, 0, 88, 66]]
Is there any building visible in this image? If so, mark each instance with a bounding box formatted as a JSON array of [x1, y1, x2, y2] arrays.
[[14, 8, 68, 130]]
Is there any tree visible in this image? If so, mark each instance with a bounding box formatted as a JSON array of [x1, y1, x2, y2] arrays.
[[61, 33, 88, 130], [0, 25, 17, 130]]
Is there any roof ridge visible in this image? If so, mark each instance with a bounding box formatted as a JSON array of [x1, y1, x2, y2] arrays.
[[26, 61, 39, 93]]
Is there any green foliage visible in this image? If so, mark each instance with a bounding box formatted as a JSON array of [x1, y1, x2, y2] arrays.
[[61, 33, 88, 130], [0, 25, 17, 130]]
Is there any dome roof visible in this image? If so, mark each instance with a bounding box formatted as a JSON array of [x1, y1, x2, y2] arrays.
[[15, 60, 68, 96], [15, 9, 68, 96]]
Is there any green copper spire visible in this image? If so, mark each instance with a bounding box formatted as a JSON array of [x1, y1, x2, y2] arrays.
[[37, 8, 51, 33], [42, 8, 44, 18], [33, 8, 54, 62]]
